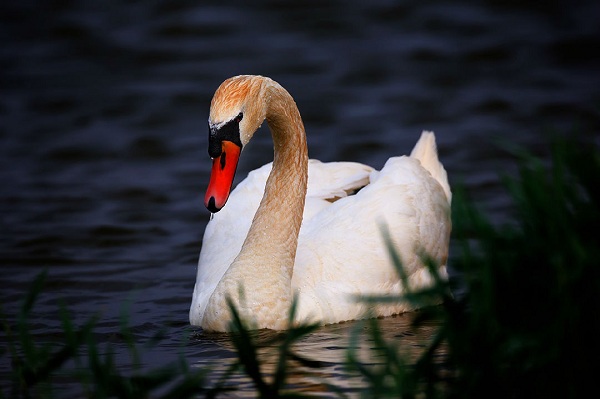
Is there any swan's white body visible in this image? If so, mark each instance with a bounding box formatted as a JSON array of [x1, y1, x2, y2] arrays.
[[190, 76, 451, 331]]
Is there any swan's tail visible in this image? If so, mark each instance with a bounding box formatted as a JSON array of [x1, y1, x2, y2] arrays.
[[410, 131, 452, 203]]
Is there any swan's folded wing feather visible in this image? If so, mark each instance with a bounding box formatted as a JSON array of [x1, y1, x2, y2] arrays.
[[305, 159, 373, 200]]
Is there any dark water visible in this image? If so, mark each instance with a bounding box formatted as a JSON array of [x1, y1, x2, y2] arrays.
[[1, 0, 599, 395]]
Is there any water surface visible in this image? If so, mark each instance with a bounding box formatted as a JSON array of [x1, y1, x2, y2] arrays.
[[1, 0, 598, 396]]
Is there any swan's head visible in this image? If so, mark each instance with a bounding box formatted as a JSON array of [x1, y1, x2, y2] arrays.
[[205, 75, 270, 213]]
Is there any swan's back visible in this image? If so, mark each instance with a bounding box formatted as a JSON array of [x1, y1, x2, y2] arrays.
[[292, 132, 451, 324]]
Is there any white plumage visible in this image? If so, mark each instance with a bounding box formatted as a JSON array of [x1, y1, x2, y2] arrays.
[[189, 76, 451, 331]]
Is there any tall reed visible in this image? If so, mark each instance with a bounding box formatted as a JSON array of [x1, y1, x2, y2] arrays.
[[347, 135, 600, 398]]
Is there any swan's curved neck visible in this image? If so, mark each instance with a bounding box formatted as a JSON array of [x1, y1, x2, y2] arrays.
[[203, 82, 308, 330], [244, 84, 308, 264]]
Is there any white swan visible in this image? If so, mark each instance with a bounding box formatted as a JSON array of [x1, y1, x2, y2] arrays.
[[190, 75, 451, 331]]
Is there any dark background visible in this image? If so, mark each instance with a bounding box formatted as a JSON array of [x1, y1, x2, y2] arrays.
[[1, 0, 599, 393]]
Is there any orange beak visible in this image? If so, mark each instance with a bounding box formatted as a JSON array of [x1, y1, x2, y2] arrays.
[[204, 140, 241, 213]]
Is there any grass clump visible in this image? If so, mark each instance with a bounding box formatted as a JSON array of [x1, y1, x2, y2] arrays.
[[1, 279, 325, 398], [209, 295, 324, 398], [347, 136, 600, 398], [345, 245, 453, 398], [1, 272, 209, 399], [444, 137, 600, 398]]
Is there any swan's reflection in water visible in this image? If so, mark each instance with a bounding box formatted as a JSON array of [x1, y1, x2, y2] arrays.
[[192, 312, 444, 397]]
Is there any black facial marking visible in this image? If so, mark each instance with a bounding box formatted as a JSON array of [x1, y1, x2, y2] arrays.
[[208, 112, 244, 158]]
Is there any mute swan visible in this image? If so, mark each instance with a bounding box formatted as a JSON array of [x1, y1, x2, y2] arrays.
[[190, 75, 451, 331]]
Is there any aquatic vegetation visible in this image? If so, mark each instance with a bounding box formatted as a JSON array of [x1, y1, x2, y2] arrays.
[[1, 272, 209, 399], [441, 136, 600, 398], [216, 296, 323, 398], [2, 136, 598, 398], [347, 135, 600, 398]]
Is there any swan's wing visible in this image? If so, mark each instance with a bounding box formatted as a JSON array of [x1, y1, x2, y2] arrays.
[[293, 156, 451, 324], [306, 159, 372, 199], [303, 160, 373, 220]]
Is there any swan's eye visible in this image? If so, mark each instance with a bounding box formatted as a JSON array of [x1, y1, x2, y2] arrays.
[[235, 112, 243, 123]]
